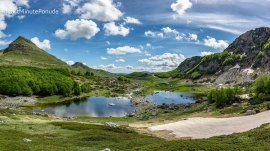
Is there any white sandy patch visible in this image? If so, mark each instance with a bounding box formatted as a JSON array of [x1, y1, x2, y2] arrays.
[[149, 110, 270, 139], [242, 68, 254, 74]]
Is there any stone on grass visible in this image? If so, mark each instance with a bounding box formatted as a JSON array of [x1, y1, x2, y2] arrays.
[[104, 122, 119, 128]]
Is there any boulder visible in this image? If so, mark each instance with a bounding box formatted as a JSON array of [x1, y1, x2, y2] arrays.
[[245, 110, 256, 115], [104, 122, 119, 128]]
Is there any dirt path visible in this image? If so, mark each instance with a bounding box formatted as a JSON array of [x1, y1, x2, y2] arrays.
[[148, 110, 270, 139]]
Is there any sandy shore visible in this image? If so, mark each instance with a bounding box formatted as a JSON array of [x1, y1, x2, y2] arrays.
[[149, 110, 270, 139]]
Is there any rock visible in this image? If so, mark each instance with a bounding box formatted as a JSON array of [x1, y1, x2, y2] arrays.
[[101, 148, 111, 151], [202, 97, 208, 101], [245, 110, 256, 115], [104, 122, 119, 128], [151, 111, 157, 116], [207, 107, 212, 112], [23, 138, 32, 142], [232, 103, 239, 107]]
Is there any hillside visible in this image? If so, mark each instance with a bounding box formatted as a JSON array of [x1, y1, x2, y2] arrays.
[[175, 27, 270, 84], [71, 62, 114, 77], [0, 36, 68, 68]]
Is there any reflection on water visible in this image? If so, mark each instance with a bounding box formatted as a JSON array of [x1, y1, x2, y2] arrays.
[[39, 96, 135, 117], [146, 91, 195, 105]]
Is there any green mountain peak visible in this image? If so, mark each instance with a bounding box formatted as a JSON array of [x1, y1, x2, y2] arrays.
[[0, 36, 68, 68]]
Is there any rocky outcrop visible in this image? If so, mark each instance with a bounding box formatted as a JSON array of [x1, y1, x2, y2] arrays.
[[176, 27, 270, 84]]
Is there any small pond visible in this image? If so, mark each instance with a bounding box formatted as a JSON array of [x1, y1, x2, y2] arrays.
[[146, 91, 196, 105], [36, 96, 135, 117]]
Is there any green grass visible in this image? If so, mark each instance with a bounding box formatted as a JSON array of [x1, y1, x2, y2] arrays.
[[0, 116, 270, 151], [140, 79, 213, 95]]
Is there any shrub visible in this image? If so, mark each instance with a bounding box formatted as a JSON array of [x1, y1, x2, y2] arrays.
[[208, 87, 239, 108], [191, 71, 201, 79]]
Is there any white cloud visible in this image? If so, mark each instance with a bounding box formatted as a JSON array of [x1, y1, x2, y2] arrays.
[[0, 0, 29, 32], [76, 0, 123, 22], [106, 41, 111, 45], [30, 37, 51, 50], [201, 51, 214, 56], [161, 27, 179, 35], [101, 56, 108, 60], [115, 58, 125, 62], [66, 60, 75, 65], [17, 15, 25, 20], [203, 36, 229, 49], [0, 39, 11, 46], [15, 0, 29, 7], [139, 53, 186, 69], [62, 0, 81, 14], [107, 46, 141, 55], [188, 33, 198, 41], [124, 16, 142, 24], [145, 27, 198, 42], [171, 0, 193, 16], [145, 30, 164, 38], [146, 43, 151, 47], [55, 19, 100, 40], [103, 22, 129, 37]]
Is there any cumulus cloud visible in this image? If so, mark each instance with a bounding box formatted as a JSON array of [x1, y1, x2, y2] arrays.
[[139, 53, 186, 68], [30, 37, 51, 50], [107, 46, 141, 55], [76, 0, 123, 22], [203, 36, 229, 49], [62, 0, 81, 14], [124, 16, 142, 24], [171, 0, 193, 16], [200, 51, 214, 56], [115, 58, 125, 62], [161, 27, 179, 35], [103, 22, 130, 37], [55, 19, 100, 40]]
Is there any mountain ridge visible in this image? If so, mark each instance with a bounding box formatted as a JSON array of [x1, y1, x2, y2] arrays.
[[176, 27, 270, 84]]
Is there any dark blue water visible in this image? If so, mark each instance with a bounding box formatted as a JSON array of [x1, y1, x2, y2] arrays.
[[146, 91, 195, 105], [40, 96, 135, 117]]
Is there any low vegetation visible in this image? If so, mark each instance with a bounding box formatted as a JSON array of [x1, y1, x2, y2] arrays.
[[208, 87, 240, 108], [250, 76, 270, 104]]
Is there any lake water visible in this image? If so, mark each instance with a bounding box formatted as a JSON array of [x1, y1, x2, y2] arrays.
[[38, 96, 135, 117], [37, 91, 196, 117], [146, 91, 196, 105]]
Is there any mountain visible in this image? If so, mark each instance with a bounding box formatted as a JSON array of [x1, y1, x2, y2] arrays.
[[71, 62, 115, 77], [0, 36, 68, 68], [176, 27, 270, 84]]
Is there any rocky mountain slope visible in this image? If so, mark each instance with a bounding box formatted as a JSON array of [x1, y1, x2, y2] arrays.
[[176, 27, 270, 84]]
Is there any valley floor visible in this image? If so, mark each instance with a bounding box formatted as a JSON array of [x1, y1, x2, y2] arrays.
[[148, 110, 270, 139]]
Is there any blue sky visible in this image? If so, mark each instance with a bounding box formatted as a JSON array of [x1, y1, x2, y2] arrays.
[[0, 0, 270, 73]]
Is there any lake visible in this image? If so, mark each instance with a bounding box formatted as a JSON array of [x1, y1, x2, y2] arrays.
[[146, 91, 196, 105], [36, 91, 196, 117], [37, 96, 135, 117]]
